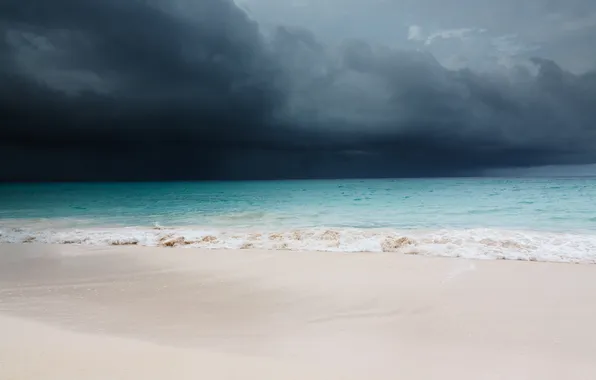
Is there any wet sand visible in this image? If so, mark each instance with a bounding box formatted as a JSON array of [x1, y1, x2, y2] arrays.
[[1, 244, 596, 379]]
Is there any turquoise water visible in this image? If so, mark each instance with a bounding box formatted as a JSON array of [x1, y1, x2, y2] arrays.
[[1, 179, 595, 230], [1, 179, 596, 262]]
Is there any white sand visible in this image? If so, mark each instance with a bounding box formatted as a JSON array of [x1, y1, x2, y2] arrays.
[[1, 244, 596, 379]]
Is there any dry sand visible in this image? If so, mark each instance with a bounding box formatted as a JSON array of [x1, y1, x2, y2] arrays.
[[1, 244, 596, 379]]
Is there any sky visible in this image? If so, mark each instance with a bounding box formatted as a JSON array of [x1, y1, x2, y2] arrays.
[[1, 0, 595, 181]]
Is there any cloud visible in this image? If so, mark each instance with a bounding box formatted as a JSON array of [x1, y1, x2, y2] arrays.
[[561, 12, 596, 32], [407, 25, 424, 41], [407, 25, 483, 46], [1, 0, 281, 143], [1, 0, 596, 180], [489, 34, 540, 67], [424, 28, 477, 45], [486, 164, 596, 177]]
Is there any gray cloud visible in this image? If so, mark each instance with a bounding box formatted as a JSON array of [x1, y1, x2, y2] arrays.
[[1, 0, 595, 180], [1, 0, 280, 144], [243, 0, 596, 72]]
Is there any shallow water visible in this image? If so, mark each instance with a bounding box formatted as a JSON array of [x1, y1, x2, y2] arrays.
[[1, 179, 596, 262]]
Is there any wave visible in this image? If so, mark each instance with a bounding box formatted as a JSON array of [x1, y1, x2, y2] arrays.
[[1, 224, 596, 264]]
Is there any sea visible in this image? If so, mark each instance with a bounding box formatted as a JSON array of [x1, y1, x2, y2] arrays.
[[1, 178, 596, 263]]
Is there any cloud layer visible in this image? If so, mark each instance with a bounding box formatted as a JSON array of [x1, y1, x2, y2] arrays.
[[1, 0, 595, 180]]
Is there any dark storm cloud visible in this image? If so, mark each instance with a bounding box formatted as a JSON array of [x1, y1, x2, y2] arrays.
[[0, 0, 280, 145], [1, 0, 596, 180]]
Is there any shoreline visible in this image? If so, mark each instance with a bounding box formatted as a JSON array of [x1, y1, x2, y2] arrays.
[[2, 243, 596, 379], [2, 223, 596, 264]]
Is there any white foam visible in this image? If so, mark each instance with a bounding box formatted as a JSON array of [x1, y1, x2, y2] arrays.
[[2, 223, 596, 264]]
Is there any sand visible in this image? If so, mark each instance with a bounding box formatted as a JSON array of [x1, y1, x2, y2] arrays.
[[1, 244, 596, 379]]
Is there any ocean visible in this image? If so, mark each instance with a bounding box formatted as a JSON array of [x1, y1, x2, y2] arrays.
[[1, 178, 595, 263]]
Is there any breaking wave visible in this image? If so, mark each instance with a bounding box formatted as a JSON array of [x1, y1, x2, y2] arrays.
[[2, 223, 596, 264]]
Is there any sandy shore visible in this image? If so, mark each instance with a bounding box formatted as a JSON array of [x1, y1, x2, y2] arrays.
[[1, 244, 596, 379]]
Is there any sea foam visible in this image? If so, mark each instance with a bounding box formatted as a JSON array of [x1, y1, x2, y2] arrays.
[[2, 224, 596, 264]]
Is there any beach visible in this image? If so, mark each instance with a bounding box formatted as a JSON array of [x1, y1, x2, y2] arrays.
[[1, 244, 596, 379], [3, 0, 595, 377], [3, 179, 596, 263]]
